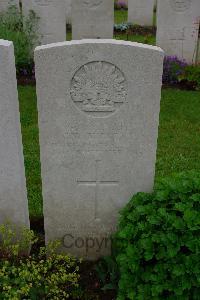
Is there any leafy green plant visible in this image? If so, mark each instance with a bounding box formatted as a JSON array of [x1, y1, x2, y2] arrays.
[[0, 225, 82, 299], [114, 171, 200, 300], [179, 64, 200, 90], [95, 256, 119, 291], [0, 222, 37, 258], [0, 3, 39, 75]]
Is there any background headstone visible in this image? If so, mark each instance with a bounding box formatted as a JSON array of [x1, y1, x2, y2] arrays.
[[0, 0, 19, 12], [156, 0, 200, 64], [0, 39, 29, 229], [65, 0, 71, 24], [128, 0, 155, 26], [72, 0, 114, 39], [22, 0, 66, 45], [35, 39, 164, 260]]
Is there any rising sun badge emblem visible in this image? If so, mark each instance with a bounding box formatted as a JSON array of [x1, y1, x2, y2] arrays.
[[70, 61, 127, 117]]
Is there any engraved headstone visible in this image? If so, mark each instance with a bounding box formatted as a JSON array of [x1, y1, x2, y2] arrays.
[[128, 0, 155, 26], [0, 0, 19, 12], [72, 0, 114, 39], [156, 0, 200, 63], [0, 40, 29, 229], [35, 39, 164, 260], [22, 0, 66, 45]]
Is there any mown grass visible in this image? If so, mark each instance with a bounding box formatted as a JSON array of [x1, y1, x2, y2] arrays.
[[18, 86, 43, 218], [156, 88, 200, 179], [114, 9, 128, 24], [18, 86, 200, 217]]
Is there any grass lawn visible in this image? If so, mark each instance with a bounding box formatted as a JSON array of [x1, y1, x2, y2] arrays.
[[115, 9, 128, 24], [18, 86, 200, 218], [18, 86, 43, 218]]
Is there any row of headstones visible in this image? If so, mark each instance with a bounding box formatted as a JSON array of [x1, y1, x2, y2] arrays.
[[0, 0, 156, 26], [1, 0, 199, 64], [0, 38, 164, 260]]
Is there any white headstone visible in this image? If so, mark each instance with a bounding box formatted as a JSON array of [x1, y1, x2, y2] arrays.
[[0, 0, 19, 12], [35, 39, 164, 260], [0, 40, 29, 229], [65, 0, 71, 24], [156, 0, 200, 64], [72, 0, 114, 39], [128, 0, 155, 26], [22, 0, 66, 45]]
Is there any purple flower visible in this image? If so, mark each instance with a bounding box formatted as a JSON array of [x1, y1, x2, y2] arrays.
[[116, 0, 127, 9], [162, 56, 188, 85]]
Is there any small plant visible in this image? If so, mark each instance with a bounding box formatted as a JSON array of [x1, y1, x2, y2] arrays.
[[0, 224, 82, 299], [114, 171, 200, 299], [114, 22, 131, 32], [95, 256, 119, 292], [0, 222, 37, 258], [0, 3, 39, 76], [162, 56, 187, 85], [179, 64, 200, 90]]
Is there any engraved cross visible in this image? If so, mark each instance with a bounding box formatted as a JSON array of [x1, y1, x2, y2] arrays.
[[77, 160, 118, 220]]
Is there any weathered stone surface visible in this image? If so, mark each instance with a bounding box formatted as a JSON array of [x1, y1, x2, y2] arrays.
[[0, 40, 29, 229], [156, 0, 200, 63], [35, 39, 164, 260], [22, 0, 66, 45], [0, 0, 19, 12], [65, 0, 71, 24], [72, 0, 114, 39], [128, 0, 155, 26]]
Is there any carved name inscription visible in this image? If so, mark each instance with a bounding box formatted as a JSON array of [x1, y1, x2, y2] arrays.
[[83, 0, 103, 8], [170, 0, 191, 12], [169, 28, 185, 40], [70, 61, 127, 117]]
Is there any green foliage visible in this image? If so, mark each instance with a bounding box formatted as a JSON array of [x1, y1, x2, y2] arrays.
[[95, 256, 119, 291], [0, 225, 81, 299], [0, 223, 36, 258], [114, 9, 128, 24], [115, 171, 200, 299], [179, 64, 200, 90], [0, 3, 39, 73], [18, 86, 43, 217]]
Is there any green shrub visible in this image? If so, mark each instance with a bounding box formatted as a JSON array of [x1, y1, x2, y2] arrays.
[[0, 225, 81, 299], [179, 64, 200, 90], [0, 3, 39, 74], [115, 171, 200, 300], [95, 256, 119, 292]]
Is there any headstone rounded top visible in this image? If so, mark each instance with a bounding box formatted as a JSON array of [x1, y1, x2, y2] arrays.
[[170, 0, 191, 12], [70, 61, 127, 117]]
